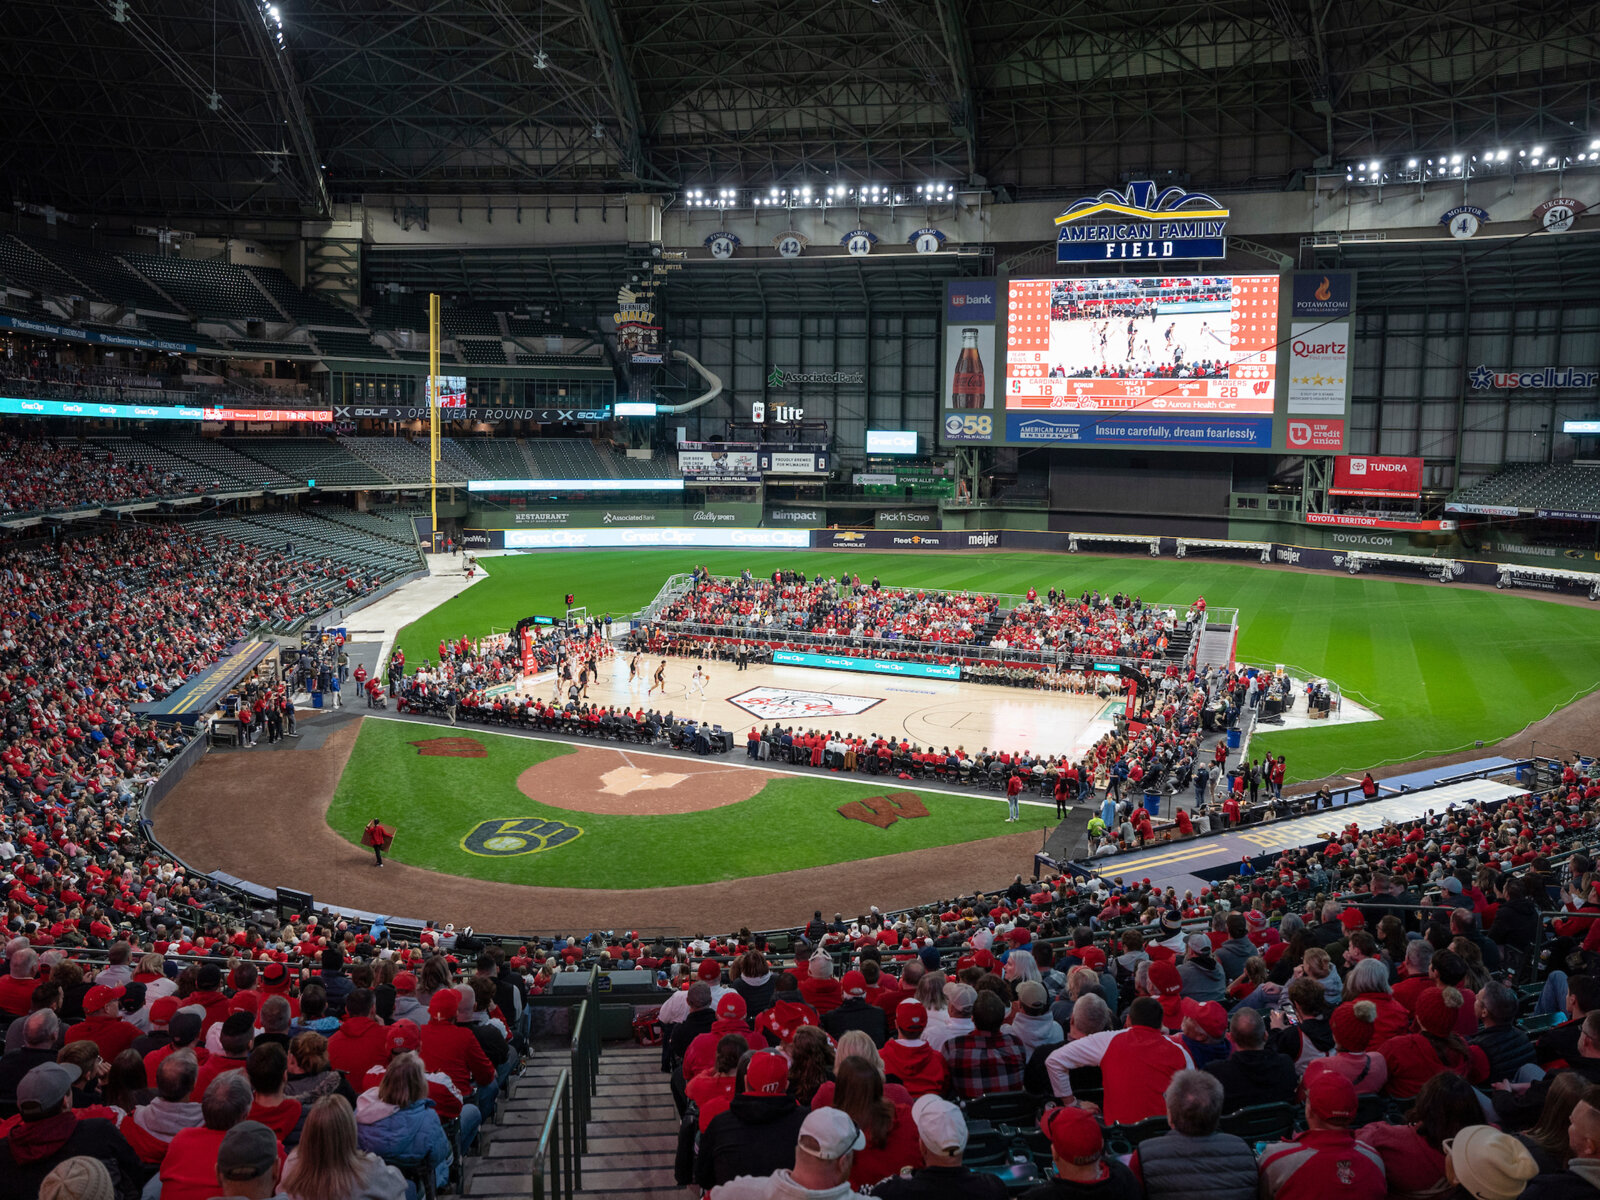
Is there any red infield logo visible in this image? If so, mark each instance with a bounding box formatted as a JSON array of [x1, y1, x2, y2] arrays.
[[410, 737, 487, 758], [728, 686, 883, 721], [838, 792, 931, 829]]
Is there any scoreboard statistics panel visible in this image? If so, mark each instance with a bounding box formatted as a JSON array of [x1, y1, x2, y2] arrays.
[[1004, 275, 1280, 413]]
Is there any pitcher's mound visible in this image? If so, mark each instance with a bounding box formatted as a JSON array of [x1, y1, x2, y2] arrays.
[[516, 747, 779, 815]]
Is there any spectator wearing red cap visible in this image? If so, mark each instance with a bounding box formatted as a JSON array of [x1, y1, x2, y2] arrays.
[[1146, 960, 1186, 1032], [881, 1000, 948, 1100], [131, 995, 183, 1060], [359, 1019, 477, 1158], [754, 974, 822, 1048], [1027, 1104, 1140, 1199], [1258, 1073, 1386, 1200], [389, 971, 424, 1025], [1302, 1001, 1389, 1096], [326, 988, 388, 1081], [821, 971, 887, 1049], [1380, 987, 1489, 1099], [1176, 998, 1231, 1070], [1045, 996, 1194, 1124], [696, 1049, 808, 1190], [684, 992, 766, 1078], [64, 985, 140, 1060], [1204, 1007, 1298, 1112], [944, 991, 1026, 1100], [419, 988, 496, 1120]]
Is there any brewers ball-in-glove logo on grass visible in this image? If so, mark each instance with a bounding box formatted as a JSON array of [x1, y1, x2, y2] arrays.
[[463, 817, 584, 856]]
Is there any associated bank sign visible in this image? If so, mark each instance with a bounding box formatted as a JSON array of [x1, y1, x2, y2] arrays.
[[1055, 181, 1230, 263]]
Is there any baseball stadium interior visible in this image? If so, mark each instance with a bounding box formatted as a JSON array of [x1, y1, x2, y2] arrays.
[[3, 2, 1600, 1199]]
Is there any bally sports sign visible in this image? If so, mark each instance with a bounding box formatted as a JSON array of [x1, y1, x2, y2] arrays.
[[1331, 455, 1423, 498]]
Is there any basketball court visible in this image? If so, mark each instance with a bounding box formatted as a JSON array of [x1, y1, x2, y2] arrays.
[[540, 654, 1125, 760]]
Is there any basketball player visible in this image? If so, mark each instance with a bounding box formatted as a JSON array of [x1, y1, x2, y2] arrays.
[[649, 658, 667, 696], [628, 650, 642, 692], [688, 663, 710, 699], [577, 661, 590, 699]]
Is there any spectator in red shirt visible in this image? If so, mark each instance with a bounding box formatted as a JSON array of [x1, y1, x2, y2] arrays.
[[419, 988, 496, 1120], [1259, 1074, 1385, 1200], [160, 1070, 280, 1200], [245, 1043, 301, 1144], [64, 985, 141, 1061], [326, 989, 388, 1081], [0, 947, 40, 1018]]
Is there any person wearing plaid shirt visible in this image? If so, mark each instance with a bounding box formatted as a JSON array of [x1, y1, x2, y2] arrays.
[[943, 992, 1027, 1099]]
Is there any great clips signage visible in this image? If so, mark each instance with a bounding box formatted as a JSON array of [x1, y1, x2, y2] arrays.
[[1330, 455, 1423, 498]]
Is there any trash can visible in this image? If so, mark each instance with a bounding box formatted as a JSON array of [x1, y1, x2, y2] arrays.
[[312, 691, 324, 709], [1515, 765, 1526, 783], [1143, 789, 1161, 818], [1226, 728, 1241, 750]]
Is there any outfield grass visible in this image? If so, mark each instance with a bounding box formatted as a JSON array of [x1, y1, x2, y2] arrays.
[[393, 550, 1600, 783], [327, 718, 1035, 888]]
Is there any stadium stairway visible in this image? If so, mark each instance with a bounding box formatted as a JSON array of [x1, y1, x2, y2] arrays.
[[1195, 620, 1237, 670], [469, 1041, 680, 1200]]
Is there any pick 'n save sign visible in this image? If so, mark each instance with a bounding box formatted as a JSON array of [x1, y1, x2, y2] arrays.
[[1330, 455, 1423, 498]]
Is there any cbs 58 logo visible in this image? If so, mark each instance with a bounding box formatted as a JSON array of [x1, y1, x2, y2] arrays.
[[943, 413, 992, 440]]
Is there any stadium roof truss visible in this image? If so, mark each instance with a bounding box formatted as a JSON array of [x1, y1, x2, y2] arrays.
[[0, 0, 1592, 220]]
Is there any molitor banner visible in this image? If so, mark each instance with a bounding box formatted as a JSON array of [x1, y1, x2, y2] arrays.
[[1330, 455, 1423, 498], [1053, 181, 1229, 263], [474, 502, 761, 529], [679, 448, 759, 476], [874, 508, 939, 529], [1305, 513, 1454, 531], [330, 404, 609, 422]]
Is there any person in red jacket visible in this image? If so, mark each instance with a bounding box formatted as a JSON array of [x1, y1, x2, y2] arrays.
[[1043, 996, 1194, 1124], [159, 1072, 284, 1200], [326, 989, 388, 1080], [419, 988, 496, 1119], [754, 974, 822, 1046], [243, 1043, 301, 1144], [1380, 986, 1489, 1099], [798, 953, 843, 1016], [1258, 1073, 1386, 1200], [64, 985, 141, 1060], [879, 1000, 948, 1099], [186, 963, 232, 1033], [683, 992, 765, 1078], [0, 947, 40, 1018]]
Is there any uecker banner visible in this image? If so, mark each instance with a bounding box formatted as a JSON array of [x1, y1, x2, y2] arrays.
[[1330, 455, 1423, 498]]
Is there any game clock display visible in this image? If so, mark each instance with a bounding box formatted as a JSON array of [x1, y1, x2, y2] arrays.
[[1004, 275, 1280, 412]]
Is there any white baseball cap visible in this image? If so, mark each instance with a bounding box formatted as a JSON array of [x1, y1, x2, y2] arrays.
[[799, 1108, 866, 1161], [912, 1094, 968, 1156]]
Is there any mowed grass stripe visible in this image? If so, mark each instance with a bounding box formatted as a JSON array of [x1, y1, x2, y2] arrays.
[[392, 550, 1600, 783]]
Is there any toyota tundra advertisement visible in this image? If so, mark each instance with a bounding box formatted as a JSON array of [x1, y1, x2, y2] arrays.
[[1330, 455, 1423, 498]]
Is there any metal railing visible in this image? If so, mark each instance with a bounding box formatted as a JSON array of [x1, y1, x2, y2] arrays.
[[531, 1067, 576, 1200]]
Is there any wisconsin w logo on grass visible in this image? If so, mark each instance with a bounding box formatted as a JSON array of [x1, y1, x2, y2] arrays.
[[410, 737, 487, 758], [463, 817, 583, 856], [838, 792, 930, 830]]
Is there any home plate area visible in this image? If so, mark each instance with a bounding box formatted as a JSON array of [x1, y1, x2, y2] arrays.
[[515, 746, 777, 815]]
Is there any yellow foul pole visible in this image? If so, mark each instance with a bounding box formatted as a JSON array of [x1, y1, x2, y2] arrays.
[[429, 292, 440, 552]]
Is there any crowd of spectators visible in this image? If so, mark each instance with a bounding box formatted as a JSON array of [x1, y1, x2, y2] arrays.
[[638, 759, 1600, 1198], [655, 569, 999, 647], [0, 435, 182, 517]]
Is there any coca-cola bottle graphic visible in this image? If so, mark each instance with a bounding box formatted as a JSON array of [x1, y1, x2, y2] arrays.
[[951, 328, 986, 408]]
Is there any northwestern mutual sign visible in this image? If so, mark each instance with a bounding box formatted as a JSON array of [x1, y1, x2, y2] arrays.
[[1055, 181, 1230, 263]]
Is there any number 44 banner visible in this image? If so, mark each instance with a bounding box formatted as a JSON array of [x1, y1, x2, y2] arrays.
[[841, 229, 879, 256]]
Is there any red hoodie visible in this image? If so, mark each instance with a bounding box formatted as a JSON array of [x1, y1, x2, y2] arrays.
[[327, 1016, 390, 1080], [880, 1038, 948, 1098], [799, 976, 843, 1015], [683, 1018, 766, 1077]]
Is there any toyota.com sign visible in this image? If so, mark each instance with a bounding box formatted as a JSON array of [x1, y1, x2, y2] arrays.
[[1331, 455, 1423, 498]]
